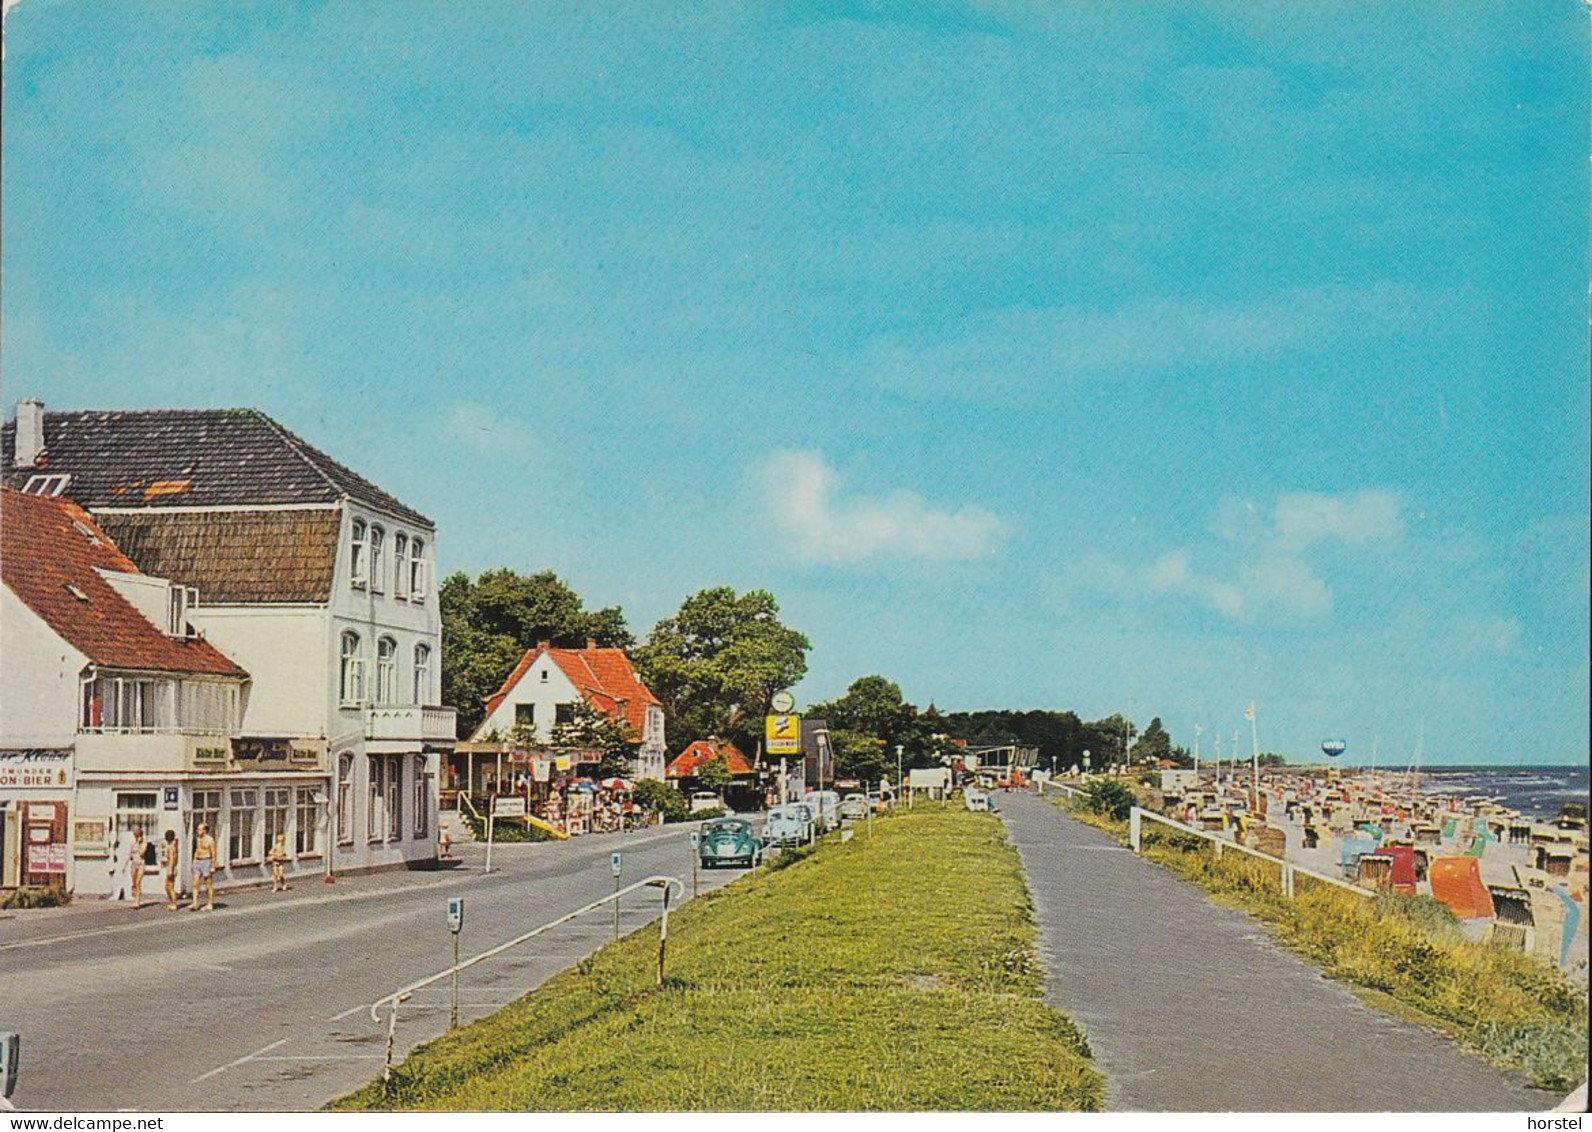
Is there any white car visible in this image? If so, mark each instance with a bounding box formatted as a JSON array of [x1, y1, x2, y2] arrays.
[[689, 791, 725, 813], [803, 790, 841, 832]]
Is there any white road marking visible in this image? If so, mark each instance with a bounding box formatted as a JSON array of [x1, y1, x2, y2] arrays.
[[254, 1054, 386, 1061], [190, 1038, 288, 1083]]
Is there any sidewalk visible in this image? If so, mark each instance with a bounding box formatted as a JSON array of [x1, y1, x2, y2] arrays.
[[999, 791, 1554, 1112]]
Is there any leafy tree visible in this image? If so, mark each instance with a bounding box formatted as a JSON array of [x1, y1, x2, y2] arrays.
[[550, 701, 638, 778], [440, 568, 632, 737], [829, 728, 889, 783], [1129, 717, 1172, 764], [1257, 752, 1287, 768], [633, 587, 809, 755], [633, 778, 688, 822], [696, 754, 733, 795], [1083, 714, 1137, 769], [1079, 779, 1137, 821]]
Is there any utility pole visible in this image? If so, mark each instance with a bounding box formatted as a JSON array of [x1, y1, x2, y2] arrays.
[[1247, 703, 1260, 811], [895, 744, 903, 806]]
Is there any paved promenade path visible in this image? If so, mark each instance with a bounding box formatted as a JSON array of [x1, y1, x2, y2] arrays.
[[1000, 791, 1554, 1112]]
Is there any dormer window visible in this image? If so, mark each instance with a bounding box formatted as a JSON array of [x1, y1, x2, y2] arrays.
[[369, 526, 385, 594], [350, 520, 369, 588], [24, 474, 70, 497], [167, 585, 198, 637]]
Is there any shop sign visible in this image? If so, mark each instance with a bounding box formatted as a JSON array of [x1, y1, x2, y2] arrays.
[[164, 787, 180, 811], [232, 737, 288, 763], [766, 714, 801, 756], [0, 748, 73, 789]]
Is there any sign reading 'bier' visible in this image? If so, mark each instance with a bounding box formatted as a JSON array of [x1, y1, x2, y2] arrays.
[[0, 749, 73, 789]]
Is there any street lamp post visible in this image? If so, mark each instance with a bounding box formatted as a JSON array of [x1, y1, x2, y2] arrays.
[[895, 744, 903, 807]]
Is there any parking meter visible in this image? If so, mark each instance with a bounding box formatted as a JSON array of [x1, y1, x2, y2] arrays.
[[1, 1032, 18, 1100], [446, 897, 464, 934], [689, 831, 699, 851], [610, 851, 622, 878]]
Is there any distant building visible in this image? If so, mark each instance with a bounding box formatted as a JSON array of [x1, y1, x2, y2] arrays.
[[799, 717, 833, 789], [470, 641, 666, 781], [2, 401, 453, 884], [666, 739, 754, 783]]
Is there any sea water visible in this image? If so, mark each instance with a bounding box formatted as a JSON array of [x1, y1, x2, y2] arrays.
[[1412, 765, 1591, 821]]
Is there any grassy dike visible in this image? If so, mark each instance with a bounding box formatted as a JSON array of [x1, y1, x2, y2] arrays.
[[333, 807, 1104, 1111], [1057, 795, 1588, 1093]]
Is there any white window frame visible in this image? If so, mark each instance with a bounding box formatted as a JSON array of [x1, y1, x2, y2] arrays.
[[350, 520, 369, 589], [340, 631, 366, 707], [228, 787, 260, 864], [368, 526, 386, 594], [263, 787, 292, 857], [387, 756, 402, 841], [21, 473, 70, 497], [408, 539, 427, 600], [167, 585, 198, 638], [375, 636, 398, 705], [413, 643, 432, 705], [368, 756, 386, 843], [393, 533, 409, 599]]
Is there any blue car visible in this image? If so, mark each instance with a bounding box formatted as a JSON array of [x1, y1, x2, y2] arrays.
[[698, 817, 762, 869]]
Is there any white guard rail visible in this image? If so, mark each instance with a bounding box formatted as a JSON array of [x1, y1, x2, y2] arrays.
[[1129, 807, 1373, 900], [369, 873, 685, 1077]]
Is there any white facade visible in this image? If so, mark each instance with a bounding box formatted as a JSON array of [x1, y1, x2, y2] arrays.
[[471, 648, 666, 781]]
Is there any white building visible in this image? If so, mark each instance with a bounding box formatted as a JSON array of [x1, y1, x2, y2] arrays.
[[0, 488, 252, 894], [2, 402, 455, 889], [468, 641, 666, 781]]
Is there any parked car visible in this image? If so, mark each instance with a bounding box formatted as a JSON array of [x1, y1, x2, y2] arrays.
[[763, 803, 816, 847], [838, 793, 870, 821], [803, 790, 841, 832], [689, 791, 725, 813], [697, 817, 762, 868]]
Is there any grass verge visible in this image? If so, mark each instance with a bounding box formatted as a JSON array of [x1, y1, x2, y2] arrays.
[[1051, 793, 1588, 1092], [333, 807, 1103, 1111]]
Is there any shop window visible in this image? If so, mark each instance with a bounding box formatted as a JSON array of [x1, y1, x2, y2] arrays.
[[114, 792, 159, 844], [228, 788, 259, 863], [413, 755, 428, 839], [336, 753, 354, 845], [263, 788, 291, 857], [368, 756, 386, 842], [387, 756, 402, 841], [295, 787, 319, 855], [191, 790, 222, 854]]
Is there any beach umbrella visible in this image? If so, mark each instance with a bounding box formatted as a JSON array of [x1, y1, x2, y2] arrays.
[[1322, 739, 1347, 759], [572, 780, 597, 793], [601, 777, 634, 792]]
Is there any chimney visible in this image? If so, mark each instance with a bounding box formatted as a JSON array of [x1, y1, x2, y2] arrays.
[[586, 637, 598, 651], [536, 640, 550, 650], [13, 399, 45, 469]]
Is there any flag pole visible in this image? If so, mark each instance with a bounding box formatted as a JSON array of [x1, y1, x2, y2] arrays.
[[1247, 703, 1260, 812]]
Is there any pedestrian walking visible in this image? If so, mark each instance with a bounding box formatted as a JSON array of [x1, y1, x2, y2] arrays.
[[268, 833, 289, 892], [162, 829, 180, 910], [190, 822, 217, 911], [128, 826, 148, 909]]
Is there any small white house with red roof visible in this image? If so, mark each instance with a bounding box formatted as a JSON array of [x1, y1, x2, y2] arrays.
[[666, 739, 755, 782], [471, 641, 667, 780]]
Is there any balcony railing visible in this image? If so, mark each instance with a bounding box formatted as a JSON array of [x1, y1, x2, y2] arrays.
[[367, 704, 458, 743]]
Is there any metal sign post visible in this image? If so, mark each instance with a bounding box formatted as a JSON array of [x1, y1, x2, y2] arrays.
[[611, 851, 622, 939], [656, 882, 671, 986], [1, 1032, 18, 1101], [689, 831, 699, 898], [446, 897, 464, 1029]]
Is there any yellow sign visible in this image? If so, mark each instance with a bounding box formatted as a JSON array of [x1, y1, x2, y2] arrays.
[[766, 713, 802, 756]]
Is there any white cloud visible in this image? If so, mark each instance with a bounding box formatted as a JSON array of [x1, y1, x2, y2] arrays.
[[445, 403, 529, 456], [1145, 489, 1403, 622], [761, 450, 1004, 563]]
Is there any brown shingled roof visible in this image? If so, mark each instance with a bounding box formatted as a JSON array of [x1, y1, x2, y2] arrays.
[[1, 488, 247, 677], [95, 510, 340, 604]]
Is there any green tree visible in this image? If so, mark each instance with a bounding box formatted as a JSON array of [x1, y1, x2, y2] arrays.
[[828, 728, 889, 783], [550, 701, 638, 778], [633, 587, 809, 755], [696, 754, 733, 795], [440, 568, 632, 737], [1129, 717, 1172, 764], [632, 778, 688, 822]]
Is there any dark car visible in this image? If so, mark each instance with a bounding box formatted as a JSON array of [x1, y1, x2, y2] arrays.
[[698, 817, 762, 869]]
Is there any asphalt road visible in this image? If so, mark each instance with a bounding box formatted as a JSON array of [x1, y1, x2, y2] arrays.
[[0, 822, 741, 1112], [1001, 791, 1554, 1112]]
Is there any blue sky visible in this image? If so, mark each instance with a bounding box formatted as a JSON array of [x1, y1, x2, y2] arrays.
[[4, 1, 1587, 765]]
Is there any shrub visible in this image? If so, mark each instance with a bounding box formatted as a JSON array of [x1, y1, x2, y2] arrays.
[[1078, 779, 1136, 822], [0, 885, 70, 909], [633, 779, 689, 823]]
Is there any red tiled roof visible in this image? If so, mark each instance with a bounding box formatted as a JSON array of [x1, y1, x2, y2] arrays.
[[0, 488, 246, 677], [666, 740, 754, 779], [483, 643, 660, 735]]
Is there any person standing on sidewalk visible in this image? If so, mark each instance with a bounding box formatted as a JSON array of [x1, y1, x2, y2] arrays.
[[268, 833, 289, 892], [162, 829, 181, 910], [190, 822, 217, 911], [128, 826, 148, 909]]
